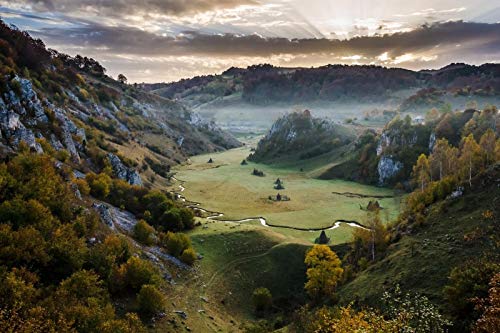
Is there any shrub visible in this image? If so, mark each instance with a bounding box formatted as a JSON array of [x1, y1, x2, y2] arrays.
[[164, 232, 191, 258], [137, 284, 165, 316], [180, 248, 197, 265], [133, 220, 155, 246], [86, 172, 112, 198], [118, 257, 159, 292], [74, 178, 90, 196]]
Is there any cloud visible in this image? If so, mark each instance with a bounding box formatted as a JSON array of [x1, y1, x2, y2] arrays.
[[0, 0, 256, 16], [34, 21, 500, 59]]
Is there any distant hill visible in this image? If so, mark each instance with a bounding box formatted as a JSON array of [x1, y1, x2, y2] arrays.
[[142, 63, 500, 131], [248, 110, 356, 163]]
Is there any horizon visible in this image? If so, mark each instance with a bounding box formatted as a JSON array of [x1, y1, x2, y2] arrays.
[[0, 1, 499, 83], [145, 61, 497, 85]]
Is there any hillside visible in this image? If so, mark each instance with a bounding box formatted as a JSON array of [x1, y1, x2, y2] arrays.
[[142, 63, 500, 132], [337, 163, 500, 331], [248, 110, 356, 163], [0, 20, 240, 187], [321, 107, 499, 186]]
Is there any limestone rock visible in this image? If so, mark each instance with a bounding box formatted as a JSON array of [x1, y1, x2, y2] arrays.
[[107, 153, 143, 186], [377, 155, 403, 185]]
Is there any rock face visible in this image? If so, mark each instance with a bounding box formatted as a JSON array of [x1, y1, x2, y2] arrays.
[[107, 153, 143, 186], [375, 116, 431, 185], [377, 156, 403, 185], [429, 132, 437, 152]]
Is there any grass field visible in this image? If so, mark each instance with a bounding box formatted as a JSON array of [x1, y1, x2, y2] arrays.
[[171, 140, 402, 244], [159, 138, 406, 331]]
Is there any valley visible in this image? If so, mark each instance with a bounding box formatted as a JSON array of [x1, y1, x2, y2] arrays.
[[171, 137, 402, 244], [0, 12, 498, 333]]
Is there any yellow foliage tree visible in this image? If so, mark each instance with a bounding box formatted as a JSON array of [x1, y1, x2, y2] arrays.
[[479, 129, 497, 166], [304, 245, 343, 300], [459, 134, 482, 188], [412, 154, 430, 192], [309, 305, 399, 333]]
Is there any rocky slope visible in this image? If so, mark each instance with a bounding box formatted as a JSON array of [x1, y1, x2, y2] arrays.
[[0, 20, 240, 186], [248, 110, 355, 162], [321, 107, 498, 186]]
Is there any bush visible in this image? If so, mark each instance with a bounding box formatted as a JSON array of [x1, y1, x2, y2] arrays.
[[133, 220, 155, 246], [180, 248, 197, 265], [74, 178, 90, 196], [252, 287, 272, 312], [113, 257, 159, 292], [163, 232, 191, 258], [86, 172, 112, 198], [137, 284, 165, 316]]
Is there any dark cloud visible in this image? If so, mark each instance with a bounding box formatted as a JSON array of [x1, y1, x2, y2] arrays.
[[2, 0, 256, 16], [34, 21, 500, 59]]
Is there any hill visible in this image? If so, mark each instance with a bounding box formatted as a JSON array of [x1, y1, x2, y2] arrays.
[[0, 19, 240, 187], [142, 63, 500, 132], [337, 163, 500, 331], [248, 110, 356, 163]]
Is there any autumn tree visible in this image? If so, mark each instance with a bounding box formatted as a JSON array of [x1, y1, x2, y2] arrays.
[[473, 273, 500, 333], [304, 245, 343, 301], [429, 138, 458, 180], [351, 211, 388, 264], [293, 305, 400, 333], [459, 134, 482, 188], [479, 129, 497, 166], [412, 154, 430, 192]]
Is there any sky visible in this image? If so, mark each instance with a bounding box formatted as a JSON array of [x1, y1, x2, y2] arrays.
[[0, 0, 499, 83]]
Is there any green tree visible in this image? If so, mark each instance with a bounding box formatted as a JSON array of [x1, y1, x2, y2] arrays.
[[383, 285, 451, 332], [304, 245, 343, 301], [163, 232, 191, 258]]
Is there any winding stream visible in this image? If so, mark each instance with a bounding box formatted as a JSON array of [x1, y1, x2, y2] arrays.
[[173, 180, 371, 232]]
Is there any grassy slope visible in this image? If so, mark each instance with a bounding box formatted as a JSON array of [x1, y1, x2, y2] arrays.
[[338, 168, 500, 312], [153, 223, 309, 332]]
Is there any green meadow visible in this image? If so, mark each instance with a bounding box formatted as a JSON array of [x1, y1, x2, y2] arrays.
[[172, 140, 402, 244]]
